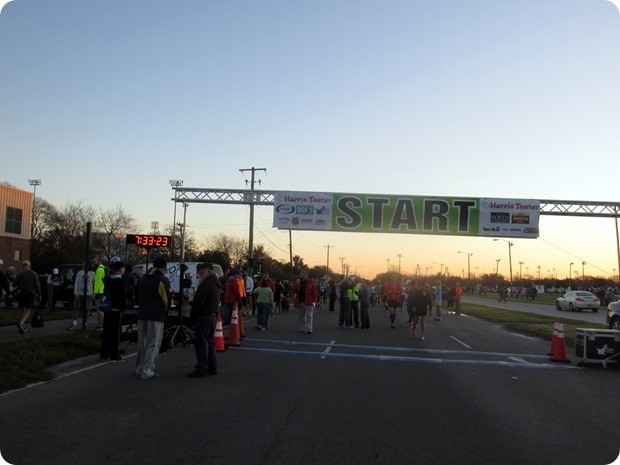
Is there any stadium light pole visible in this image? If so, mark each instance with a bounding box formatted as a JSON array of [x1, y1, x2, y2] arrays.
[[169, 179, 183, 261], [27, 178, 41, 240], [582, 261, 586, 287]]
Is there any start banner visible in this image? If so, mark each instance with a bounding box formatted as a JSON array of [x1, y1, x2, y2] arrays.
[[273, 191, 539, 239]]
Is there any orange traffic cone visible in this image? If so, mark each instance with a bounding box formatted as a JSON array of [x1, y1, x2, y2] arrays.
[[227, 305, 241, 347], [549, 319, 570, 363], [215, 315, 226, 352], [238, 306, 245, 339], [548, 319, 559, 356]]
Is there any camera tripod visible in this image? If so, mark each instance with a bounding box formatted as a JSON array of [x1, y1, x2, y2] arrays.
[[163, 288, 194, 348]]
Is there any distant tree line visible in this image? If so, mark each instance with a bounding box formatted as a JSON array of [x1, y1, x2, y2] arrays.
[[28, 197, 332, 282]]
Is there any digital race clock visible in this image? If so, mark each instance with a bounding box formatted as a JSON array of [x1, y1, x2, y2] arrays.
[[126, 234, 172, 249]]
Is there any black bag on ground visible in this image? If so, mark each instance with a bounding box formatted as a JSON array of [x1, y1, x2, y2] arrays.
[[31, 311, 44, 328]]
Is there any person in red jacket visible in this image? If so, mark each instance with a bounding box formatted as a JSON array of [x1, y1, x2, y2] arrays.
[[454, 281, 463, 316], [223, 269, 242, 326], [293, 269, 318, 334]]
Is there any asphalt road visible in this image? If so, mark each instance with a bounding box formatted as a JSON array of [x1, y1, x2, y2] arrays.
[[1, 303, 619, 465]]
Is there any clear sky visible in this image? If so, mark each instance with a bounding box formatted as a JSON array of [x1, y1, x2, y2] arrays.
[[1, 0, 619, 281]]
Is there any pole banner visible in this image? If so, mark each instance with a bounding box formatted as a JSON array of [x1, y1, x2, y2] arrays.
[[273, 191, 539, 239]]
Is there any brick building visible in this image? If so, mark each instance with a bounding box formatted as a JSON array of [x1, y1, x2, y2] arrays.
[[0, 184, 33, 268]]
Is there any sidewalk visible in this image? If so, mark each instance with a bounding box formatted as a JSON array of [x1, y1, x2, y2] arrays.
[[0, 313, 88, 343]]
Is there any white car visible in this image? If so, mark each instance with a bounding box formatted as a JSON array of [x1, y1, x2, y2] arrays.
[[607, 300, 620, 330], [555, 291, 600, 312]]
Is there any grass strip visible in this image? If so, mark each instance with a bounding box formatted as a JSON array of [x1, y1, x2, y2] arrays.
[[0, 309, 74, 326], [0, 331, 100, 393], [461, 304, 607, 348]]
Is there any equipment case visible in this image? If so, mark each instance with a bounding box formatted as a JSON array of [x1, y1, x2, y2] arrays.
[[575, 328, 620, 367]]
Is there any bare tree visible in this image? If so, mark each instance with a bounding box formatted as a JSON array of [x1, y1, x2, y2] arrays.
[[59, 201, 97, 237], [93, 204, 136, 262], [206, 233, 247, 268]]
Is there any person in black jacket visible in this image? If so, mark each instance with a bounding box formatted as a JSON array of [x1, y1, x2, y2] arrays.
[[0, 259, 10, 306], [135, 255, 171, 380], [187, 263, 221, 378], [100, 259, 126, 361]]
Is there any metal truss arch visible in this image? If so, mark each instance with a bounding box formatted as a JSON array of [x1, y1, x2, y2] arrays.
[[173, 188, 620, 219]]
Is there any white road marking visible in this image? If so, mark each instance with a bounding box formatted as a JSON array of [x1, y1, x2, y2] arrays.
[[450, 336, 472, 349]]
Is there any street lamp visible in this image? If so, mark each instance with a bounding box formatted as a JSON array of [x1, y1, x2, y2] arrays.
[[27, 178, 41, 240], [457, 251, 473, 280], [494, 239, 514, 297], [397, 253, 402, 275], [519, 261, 524, 280], [179, 202, 189, 263], [495, 259, 501, 275], [169, 179, 183, 261], [569, 262, 574, 281]]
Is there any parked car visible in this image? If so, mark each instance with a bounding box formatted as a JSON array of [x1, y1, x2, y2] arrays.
[[555, 291, 600, 312], [37, 263, 83, 309], [607, 300, 620, 330]]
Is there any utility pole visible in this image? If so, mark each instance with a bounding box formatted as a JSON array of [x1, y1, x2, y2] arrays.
[[339, 257, 346, 276], [458, 251, 473, 280], [324, 244, 333, 271], [240, 167, 266, 277], [289, 230, 293, 267]]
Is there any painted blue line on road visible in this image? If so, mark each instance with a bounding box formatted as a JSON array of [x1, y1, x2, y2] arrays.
[[241, 338, 551, 360], [229, 346, 577, 370]]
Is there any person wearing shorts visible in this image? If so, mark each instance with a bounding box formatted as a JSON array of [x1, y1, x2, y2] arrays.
[[383, 275, 402, 328], [14, 260, 41, 334]]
